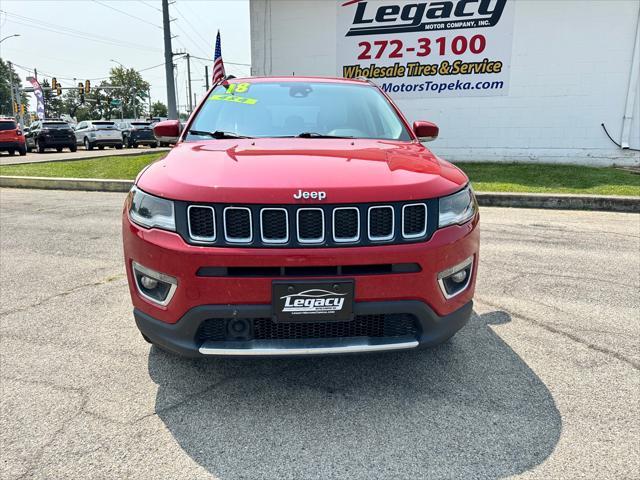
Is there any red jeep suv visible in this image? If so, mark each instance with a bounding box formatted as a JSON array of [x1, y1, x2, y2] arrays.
[[122, 77, 479, 357], [0, 118, 27, 156]]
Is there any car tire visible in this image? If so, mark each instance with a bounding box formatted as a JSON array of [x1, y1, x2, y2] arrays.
[[18, 146, 27, 156], [150, 143, 157, 148], [8, 149, 15, 156], [36, 140, 45, 153], [84, 138, 93, 150], [131, 142, 138, 149], [70, 145, 77, 152], [115, 144, 123, 150], [98, 145, 105, 150], [56, 147, 63, 152]]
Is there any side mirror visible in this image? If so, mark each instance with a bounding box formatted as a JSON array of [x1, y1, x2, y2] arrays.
[[413, 121, 439, 142], [153, 120, 181, 144]]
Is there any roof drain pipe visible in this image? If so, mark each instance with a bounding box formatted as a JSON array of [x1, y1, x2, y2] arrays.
[[620, 6, 640, 149]]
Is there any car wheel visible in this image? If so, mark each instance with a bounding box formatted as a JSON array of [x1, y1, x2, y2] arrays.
[[8, 149, 15, 156], [36, 140, 45, 153], [150, 143, 157, 148], [131, 142, 138, 149], [98, 145, 105, 150], [70, 145, 77, 152], [56, 147, 63, 152], [18, 146, 27, 156], [115, 144, 123, 150], [84, 138, 93, 150]]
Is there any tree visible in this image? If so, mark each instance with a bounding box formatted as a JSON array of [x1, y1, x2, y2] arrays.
[[0, 58, 28, 117], [150, 101, 168, 118], [106, 66, 150, 118]]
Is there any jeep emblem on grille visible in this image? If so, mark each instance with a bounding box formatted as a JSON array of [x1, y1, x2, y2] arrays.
[[293, 189, 326, 201]]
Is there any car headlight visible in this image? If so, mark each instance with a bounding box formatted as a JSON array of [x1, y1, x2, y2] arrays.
[[128, 186, 175, 231], [438, 185, 477, 228]]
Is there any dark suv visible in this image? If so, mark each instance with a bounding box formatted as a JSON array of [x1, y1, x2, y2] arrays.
[[26, 120, 77, 153], [120, 121, 159, 148]]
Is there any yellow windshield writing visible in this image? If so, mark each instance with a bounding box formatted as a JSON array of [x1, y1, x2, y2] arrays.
[[209, 94, 258, 105]]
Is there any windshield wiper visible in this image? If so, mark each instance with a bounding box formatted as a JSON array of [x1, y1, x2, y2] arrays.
[[189, 130, 253, 139], [296, 132, 354, 139]]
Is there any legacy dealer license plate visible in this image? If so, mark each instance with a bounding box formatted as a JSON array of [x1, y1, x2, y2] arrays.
[[272, 280, 354, 322]]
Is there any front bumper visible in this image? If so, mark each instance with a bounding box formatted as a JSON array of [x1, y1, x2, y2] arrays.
[[134, 300, 473, 357], [123, 209, 479, 357]]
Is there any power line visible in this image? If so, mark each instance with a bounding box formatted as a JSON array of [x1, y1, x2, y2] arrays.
[[138, 0, 162, 12], [91, 0, 162, 30], [1, 10, 162, 52], [173, 2, 211, 53]]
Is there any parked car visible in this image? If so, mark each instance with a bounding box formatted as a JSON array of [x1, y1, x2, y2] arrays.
[[0, 118, 27, 156], [25, 120, 76, 153], [74, 120, 123, 150], [119, 121, 159, 148], [123, 77, 479, 357]]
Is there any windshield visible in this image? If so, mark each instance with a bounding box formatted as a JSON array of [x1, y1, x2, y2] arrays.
[[187, 81, 411, 141], [43, 122, 70, 129]]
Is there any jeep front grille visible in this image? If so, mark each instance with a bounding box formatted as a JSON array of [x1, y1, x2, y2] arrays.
[[176, 199, 436, 248]]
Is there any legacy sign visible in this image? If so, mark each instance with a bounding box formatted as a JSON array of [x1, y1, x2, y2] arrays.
[[337, 0, 515, 97]]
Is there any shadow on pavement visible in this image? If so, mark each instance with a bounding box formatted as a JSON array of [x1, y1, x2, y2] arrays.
[[148, 311, 561, 479]]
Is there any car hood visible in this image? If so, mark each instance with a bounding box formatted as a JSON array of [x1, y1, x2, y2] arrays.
[[137, 138, 467, 204]]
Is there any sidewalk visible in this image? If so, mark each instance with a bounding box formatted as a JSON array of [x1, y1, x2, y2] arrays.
[[0, 147, 170, 166]]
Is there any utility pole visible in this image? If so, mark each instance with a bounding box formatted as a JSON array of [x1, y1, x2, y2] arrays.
[[205, 66, 210, 90], [162, 0, 177, 119], [148, 87, 152, 116], [186, 53, 193, 113], [7, 61, 17, 122]]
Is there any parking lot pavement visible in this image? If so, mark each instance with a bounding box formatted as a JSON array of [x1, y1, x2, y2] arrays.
[[0, 146, 170, 166], [0, 188, 638, 480]]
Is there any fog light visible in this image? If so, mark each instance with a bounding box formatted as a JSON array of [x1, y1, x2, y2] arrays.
[[450, 270, 467, 283], [140, 275, 159, 289], [438, 256, 474, 299], [132, 262, 177, 306]]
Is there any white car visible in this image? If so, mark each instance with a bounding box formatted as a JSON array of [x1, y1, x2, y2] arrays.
[[74, 120, 123, 150]]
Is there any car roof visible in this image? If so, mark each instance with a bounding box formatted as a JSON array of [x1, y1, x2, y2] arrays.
[[223, 76, 371, 86]]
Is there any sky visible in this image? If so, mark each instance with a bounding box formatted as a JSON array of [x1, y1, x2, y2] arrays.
[[0, 0, 251, 112]]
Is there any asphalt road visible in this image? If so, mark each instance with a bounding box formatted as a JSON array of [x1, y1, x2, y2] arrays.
[[0, 188, 638, 480], [0, 146, 169, 166]]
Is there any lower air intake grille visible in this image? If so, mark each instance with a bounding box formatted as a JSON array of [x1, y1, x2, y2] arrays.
[[196, 314, 419, 343]]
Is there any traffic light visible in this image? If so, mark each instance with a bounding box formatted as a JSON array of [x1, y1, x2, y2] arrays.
[[52, 77, 58, 90], [13, 102, 18, 114], [85, 79, 91, 94], [56, 83, 62, 96], [20, 104, 25, 115], [78, 82, 85, 103]]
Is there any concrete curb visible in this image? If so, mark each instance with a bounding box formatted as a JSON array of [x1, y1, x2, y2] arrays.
[[475, 192, 639, 213], [0, 176, 133, 192], [0, 176, 638, 212]]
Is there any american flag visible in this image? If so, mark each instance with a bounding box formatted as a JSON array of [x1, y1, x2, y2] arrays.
[[211, 30, 226, 85]]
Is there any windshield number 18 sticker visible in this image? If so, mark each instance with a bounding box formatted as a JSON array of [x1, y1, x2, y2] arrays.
[[210, 83, 257, 105]]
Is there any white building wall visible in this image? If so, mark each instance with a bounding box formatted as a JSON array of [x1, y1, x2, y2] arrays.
[[250, 0, 640, 166]]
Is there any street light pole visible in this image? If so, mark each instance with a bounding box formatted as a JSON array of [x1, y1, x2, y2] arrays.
[[0, 34, 20, 44]]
